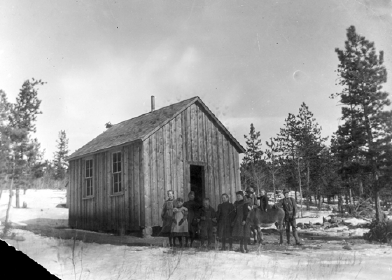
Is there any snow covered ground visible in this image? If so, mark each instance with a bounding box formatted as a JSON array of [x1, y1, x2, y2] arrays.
[[1, 189, 392, 280]]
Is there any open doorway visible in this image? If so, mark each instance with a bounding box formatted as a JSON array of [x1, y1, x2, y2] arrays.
[[190, 165, 204, 205]]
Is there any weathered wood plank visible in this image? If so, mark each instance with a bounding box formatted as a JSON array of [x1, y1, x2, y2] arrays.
[[197, 105, 204, 163], [157, 128, 165, 226], [171, 120, 178, 197], [123, 146, 129, 230], [107, 151, 112, 230], [134, 143, 141, 229], [235, 151, 241, 193], [69, 161, 74, 227], [206, 117, 214, 207], [229, 145, 236, 202], [103, 152, 108, 230], [217, 129, 224, 205], [181, 111, 189, 198], [191, 104, 198, 162], [141, 140, 149, 228], [186, 107, 192, 162], [163, 124, 171, 196], [176, 115, 184, 200], [223, 136, 230, 199], [151, 134, 159, 226]]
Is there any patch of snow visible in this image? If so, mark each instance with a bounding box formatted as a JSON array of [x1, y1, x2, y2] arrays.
[[343, 218, 370, 226]]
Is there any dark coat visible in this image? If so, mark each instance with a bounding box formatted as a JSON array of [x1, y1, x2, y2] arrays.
[[183, 200, 201, 233], [258, 195, 269, 212], [245, 193, 258, 206], [280, 197, 297, 221], [160, 198, 175, 236], [231, 200, 251, 238], [216, 202, 235, 239], [199, 206, 217, 239]]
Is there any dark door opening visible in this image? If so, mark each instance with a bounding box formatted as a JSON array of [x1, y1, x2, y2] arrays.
[[190, 165, 204, 205]]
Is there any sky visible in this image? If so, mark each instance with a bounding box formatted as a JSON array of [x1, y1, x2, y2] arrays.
[[0, 0, 391, 160]]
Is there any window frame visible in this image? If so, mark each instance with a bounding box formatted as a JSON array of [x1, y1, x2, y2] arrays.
[[111, 150, 123, 195], [83, 157, 94, 199]]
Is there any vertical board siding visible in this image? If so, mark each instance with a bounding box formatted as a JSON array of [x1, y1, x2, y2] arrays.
[[69, 142, 143, 232], [157, 128, 164, 226]]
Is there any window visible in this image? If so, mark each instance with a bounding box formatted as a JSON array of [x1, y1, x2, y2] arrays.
[[112, 152, 122, 193], [85, 159, 93, 197]]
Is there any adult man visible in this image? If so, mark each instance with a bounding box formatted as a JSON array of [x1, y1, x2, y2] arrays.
[[257, 189, 269, 212], [279, 189, 302, 245]]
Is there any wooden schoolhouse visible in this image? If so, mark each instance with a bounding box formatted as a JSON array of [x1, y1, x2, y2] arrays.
[[67, 96, 245, 233]]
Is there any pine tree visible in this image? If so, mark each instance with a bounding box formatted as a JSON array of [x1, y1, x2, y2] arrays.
[[276, 103, 327, 212], [8, 79, 44, 208], [332, 26, 392, 222], [0, 90, 11, 200], [53, 130, 69, 180], [241, 123, 264, 192], [264, 138, 281, 202]]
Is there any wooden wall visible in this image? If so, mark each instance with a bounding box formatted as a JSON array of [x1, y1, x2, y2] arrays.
[[143, 102, 241, 228], [68, 141, 143, 231]]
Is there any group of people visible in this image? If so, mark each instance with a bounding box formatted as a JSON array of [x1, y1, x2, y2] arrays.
[[159, 187, 301, 253]]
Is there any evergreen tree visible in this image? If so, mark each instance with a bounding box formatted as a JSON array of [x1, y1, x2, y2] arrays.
[[276, 103, 327, 212], [332, 26, 392, 221], [8, 79, 44, 208], [53, 130, 69, 180], [264, 138, 281, 202], [0, 90, 11, 200], [241, 123, 264, 192]]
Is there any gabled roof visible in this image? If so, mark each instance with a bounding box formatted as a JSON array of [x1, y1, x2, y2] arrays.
[[68, 96, 245, 160]]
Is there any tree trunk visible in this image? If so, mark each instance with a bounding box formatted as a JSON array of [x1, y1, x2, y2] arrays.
[[15, 187, 20, 208], [375, 189, 384, 222], [4, 177, 14, 235], [272, 171, 276, 203], [306, 163, 310, 210], [318, 195, 322, 210], [349, 188, 353, 205], [294, 187, 298, 203], [359, 180, 363, 197], [297, 158, 303, 217]]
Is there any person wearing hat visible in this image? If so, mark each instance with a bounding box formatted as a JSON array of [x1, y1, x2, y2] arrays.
[[231, 190, 251, 253], [257, 189, 269, 212], [245, 187, 258, 208], [280, 189, 302, 245], [198, 197, 217, 249]]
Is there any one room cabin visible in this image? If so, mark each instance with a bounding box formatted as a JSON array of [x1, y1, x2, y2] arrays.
[[67, 96, 245, 235]]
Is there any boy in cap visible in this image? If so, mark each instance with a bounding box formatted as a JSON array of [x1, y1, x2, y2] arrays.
[[183, 191, 201, 247], [198, 198, 217, 248], [257, 189, 269, 212], [279, 189, 302, 245], [245, 187, 259, 208]]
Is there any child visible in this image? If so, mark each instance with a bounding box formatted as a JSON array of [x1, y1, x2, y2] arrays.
[[198, 198, 217, 248], [171, 198, 189, 247], [183, 191, 201, 247], [159, 190, 175, 246], [231, 191, 251, 253], [217, 193, 235, 250]]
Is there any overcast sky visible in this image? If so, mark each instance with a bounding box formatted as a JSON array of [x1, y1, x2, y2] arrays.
[[1, 0, 391, 160]]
